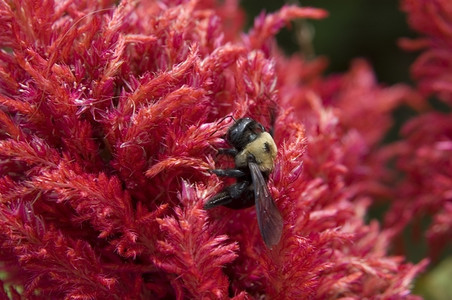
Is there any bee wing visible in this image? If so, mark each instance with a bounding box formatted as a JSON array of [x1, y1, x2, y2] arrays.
[[248, 162, 283, 248]]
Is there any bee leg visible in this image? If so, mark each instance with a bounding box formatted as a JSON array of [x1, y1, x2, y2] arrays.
[[210, 168, 246, 178], [224, 187, 254, 209], [204, 191, 231, 209], [204, 181, 251, 209], [217, 148, 238, 157]]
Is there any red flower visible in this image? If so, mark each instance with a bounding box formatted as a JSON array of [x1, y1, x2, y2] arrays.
[[400, 0, 452, 105], [380, 0, 452, 258], [0, 0, 429, 298]]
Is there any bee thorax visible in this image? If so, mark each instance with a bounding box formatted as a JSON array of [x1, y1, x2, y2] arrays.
[[235, 132, 277, 174]]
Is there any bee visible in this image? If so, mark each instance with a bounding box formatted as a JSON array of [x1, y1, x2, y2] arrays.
[[204, 117, 283, 248]]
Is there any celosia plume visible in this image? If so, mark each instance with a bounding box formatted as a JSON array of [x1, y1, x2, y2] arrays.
[[381, 0, 452, 258], [0, 0, 440, 299]]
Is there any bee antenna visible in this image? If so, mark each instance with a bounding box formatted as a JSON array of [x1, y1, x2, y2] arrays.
[[217, 115, 236, 125], [208, 115, 236, 137], [268, 107, 278, 137]]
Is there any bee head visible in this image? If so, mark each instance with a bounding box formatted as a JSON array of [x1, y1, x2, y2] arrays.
[[226, 118, 265, 151]]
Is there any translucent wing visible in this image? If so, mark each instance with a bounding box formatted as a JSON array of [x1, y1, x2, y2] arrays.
[[248, 162, 283, 248]]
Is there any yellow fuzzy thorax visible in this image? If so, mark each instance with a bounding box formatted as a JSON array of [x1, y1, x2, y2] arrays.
[[234, 132, 277, 174]]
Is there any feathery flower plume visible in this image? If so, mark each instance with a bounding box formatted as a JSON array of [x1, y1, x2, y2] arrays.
[[381, 0, 452, 257], [0, 0, 430, 298]]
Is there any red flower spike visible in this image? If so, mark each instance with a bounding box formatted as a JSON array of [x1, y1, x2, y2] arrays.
[[153, 182, 238, 300], [383, 112, 452, 257], [0, 202, 135, 299], [247, 5, 328, 52], [377, 0, 452, 257], [401, 0, 452, 104], [32, 162, 139, 250]]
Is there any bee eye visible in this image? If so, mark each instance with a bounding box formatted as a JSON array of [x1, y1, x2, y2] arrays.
[[251, 124, 264, 134], [247, 153, 256, 163]]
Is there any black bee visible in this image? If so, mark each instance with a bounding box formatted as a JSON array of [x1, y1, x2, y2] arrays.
[[204, 117, 283, 248]]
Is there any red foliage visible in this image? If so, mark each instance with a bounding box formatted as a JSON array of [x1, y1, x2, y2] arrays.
[[153, 182, 239, 299], [0, 0, 434, 298], [384, 113, 452, 256], [400, 0, 452, 105], [377, 0, 452, 258]]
